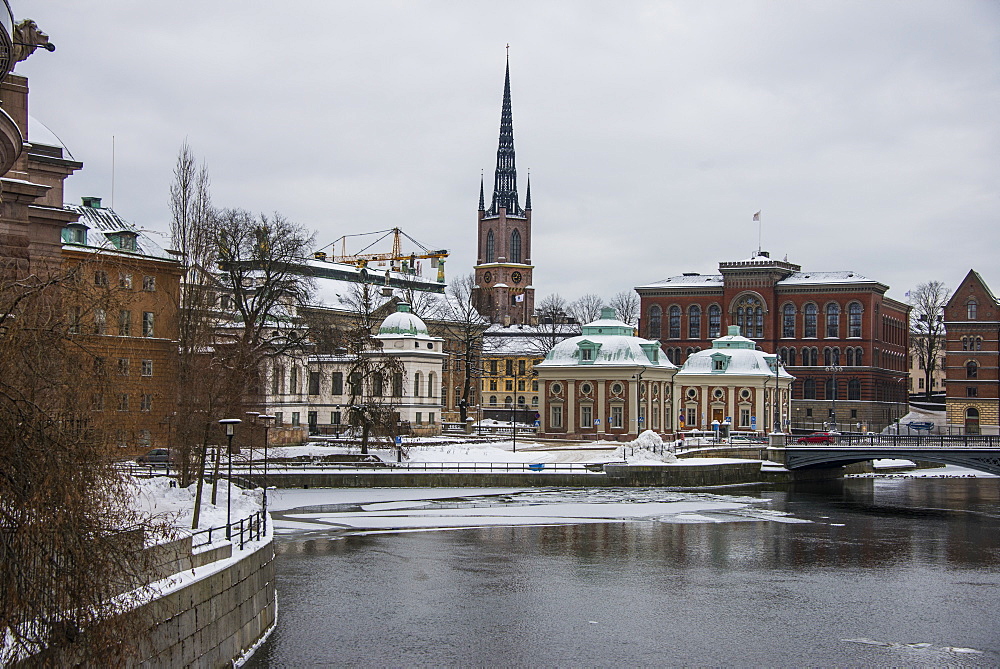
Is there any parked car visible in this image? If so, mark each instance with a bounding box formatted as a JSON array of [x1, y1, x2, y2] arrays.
[[136, 448, 177, 465], [795, 432, 836, 444]]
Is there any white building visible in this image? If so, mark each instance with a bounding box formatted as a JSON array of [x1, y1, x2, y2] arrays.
[[675, 326, 795, 432]]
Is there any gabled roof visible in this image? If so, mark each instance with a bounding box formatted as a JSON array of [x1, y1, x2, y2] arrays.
[[64, 202, 175, 262]]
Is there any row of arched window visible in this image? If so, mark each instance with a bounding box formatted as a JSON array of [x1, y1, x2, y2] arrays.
[[487, 396, 539, 407], [962, 336, 983, 351], [662, 346, 702, 365], [647, 300, 864, 340], [777, 346, 865, 367], [484, 228, 522, 264], [799, 378, 862, 400], [411, 371, 438, 398], [873, 348, 905, 371]]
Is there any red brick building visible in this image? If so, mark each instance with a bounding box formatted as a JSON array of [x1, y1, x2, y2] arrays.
[[943, 270, 999, 434], [635, 252, 910, 431]]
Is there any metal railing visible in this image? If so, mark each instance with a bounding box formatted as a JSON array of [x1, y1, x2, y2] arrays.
[[831, 433, 1000, 448], [190, 509, 267, 551], [226, 460, 602, 473]]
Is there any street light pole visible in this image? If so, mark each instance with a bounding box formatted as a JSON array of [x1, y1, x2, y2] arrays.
[[824, 365, 843, 432], [259, 414, 275, 531], [219, 419, 242, 539], [245, 411, 259, 485]]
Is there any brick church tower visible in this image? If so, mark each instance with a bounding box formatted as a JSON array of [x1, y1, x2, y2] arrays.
[[472, 57, 534, 325]]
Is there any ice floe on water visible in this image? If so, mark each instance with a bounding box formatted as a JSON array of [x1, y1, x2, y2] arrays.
[[268, 487, 808, 538]]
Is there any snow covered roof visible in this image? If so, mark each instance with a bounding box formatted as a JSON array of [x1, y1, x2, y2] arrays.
[[378, 302, 429, 336], [537, 332, 677, 369], [676, 327, 794, 379], [778, 271, 882, 287], [28, 115, 76, 160], [635, 274, 724, 289], [64, 201, 175, 262]]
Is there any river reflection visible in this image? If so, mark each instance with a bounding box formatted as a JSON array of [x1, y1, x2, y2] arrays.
[[249, 477, 1000, 667]]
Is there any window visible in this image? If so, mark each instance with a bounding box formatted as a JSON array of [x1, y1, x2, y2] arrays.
[[668, 306, 681, 339], [708, 305, 721, 338], [415, 412, 423, 425], [118, 310, 131, 336], [291, 412, 300, 426], [142, 312, 154, 337], [740, 407, 751, 426], [350, 372, 363, 396], [94, 308, 107, 335], [517, 380, 525, 392], [611, 405, 623, 429], [119, 272, 132, 289], [272, 366, 283, 395], [489, 379, 498, 391], [918, 377, 925, 389], [581, 404, 593, 428], [962, 337, 969, 351], [713, 359, 725, 371], [141, 359, 153, 376], [782, 304, 796, 338], [825, 378, 838, 400], [688, 305, 701, 339], [429, 412, 435, 424], [550, 404, 563, 428], [117, 393, 129, 412], [490, 360, 498, 375], [290, 366, 299, 393], [648, 305, 661, 339], [489, 395, 497, 406], [532, 380, 538, 391], [485, 229, 495, 263], [308, 371, 320, 395], [848, 302, 862, 338], [805, 408, 813, 417], [68, 306, 82, 334], [392, 373, 403, 397], [140, 394, 152, 412], [967, 387, 978, 397], [332, 371, 344, 395], [975, 337, 983, 351], [968, 301, 977, 320], [826, 303, 840, 338], [505, 379, 514, 391], [803, 378, 817, 399], [117, 358, 129, 376], [850, 409, 858, 419], [510, 229, 521, 263], [428, 372, 436, 399], [581, 349, 593, 362], [331, 411, 341, 425], [686, 407, 698, 427], [967, 361, 978, 378], [804, 304, 817, 338], [95, 270, 109, 287], [854, 348, 863, 366], [274, 412, 283, 425], [518, 359, 526, 375], [142, 275, 156, 291], [848, 379, 861, 400], [733, 295, 764, 338]]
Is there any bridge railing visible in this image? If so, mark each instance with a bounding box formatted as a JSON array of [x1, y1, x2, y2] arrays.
[[830, 433, 1000, 448]]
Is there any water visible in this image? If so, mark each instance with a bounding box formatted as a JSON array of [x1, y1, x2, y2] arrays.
[[248, 477, 1000, 667]]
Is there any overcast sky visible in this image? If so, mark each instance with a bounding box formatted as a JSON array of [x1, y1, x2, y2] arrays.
[[14, 1, 1000, 304]]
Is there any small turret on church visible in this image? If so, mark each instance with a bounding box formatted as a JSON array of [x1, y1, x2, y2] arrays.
[[472, 56, 534, 325]]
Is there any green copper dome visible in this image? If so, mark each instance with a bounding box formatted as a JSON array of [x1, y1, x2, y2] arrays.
[[378, 303, 429, 336]]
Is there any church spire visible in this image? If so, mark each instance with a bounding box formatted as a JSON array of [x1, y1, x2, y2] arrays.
[[478, 172, 485, 211], [488, 52, 522, 217], [525, 171, 531, 210]]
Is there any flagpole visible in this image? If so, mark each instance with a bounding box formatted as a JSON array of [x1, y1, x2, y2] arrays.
[[758, 213, 762, 254]]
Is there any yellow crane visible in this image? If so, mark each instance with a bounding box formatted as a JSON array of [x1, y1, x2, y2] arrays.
[[314, 228, 449, 283]]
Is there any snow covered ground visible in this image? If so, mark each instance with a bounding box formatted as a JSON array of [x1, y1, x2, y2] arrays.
[[130, 477, 262, 532]]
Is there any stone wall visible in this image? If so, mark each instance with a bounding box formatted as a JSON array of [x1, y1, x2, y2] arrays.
[[130, 537, 276, 667]]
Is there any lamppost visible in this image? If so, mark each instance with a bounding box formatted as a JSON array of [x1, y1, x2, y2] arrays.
[[219, 418, 241, 539], [824, 365, 843, 432], [773, 354, 782, 434], [245, 411, 259, 484], [510, 361, 538, 453], [258, 414, 275, 530]]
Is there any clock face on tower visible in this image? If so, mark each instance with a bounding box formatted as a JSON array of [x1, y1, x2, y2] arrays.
[[511, 271, 522, 284], [483, 271, 492, 284]]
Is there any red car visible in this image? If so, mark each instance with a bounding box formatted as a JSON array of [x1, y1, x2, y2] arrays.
[[796, 432, 836, 444]]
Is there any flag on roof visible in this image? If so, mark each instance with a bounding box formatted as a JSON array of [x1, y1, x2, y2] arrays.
[[753, 210, 761, 221]]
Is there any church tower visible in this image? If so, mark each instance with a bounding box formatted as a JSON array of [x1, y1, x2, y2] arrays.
[[472, 56, 534, 325]]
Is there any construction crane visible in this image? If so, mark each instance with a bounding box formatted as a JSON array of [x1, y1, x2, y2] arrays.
[[313, 227, 449, 283]]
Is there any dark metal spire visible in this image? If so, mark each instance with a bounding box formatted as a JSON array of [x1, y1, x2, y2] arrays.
[[478, 172, 485, 211], [487, 54, 523, 217], [525, 171, 531, 210]]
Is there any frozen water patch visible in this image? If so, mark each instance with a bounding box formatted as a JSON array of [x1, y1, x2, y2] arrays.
[[843, 638, 984, 656], [270, 488, 808, 538]]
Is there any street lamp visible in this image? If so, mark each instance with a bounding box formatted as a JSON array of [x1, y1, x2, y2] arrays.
[[824, 365, 843, 432], [258, 414, 275, 530], [219, 419, 242, 539], [245, 411, 259, 484]]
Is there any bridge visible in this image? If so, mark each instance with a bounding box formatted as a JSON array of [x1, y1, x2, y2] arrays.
[[779, 434, 1000, 476]]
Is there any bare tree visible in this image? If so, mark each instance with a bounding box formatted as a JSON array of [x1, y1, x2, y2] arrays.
[[529, 292, 578, 354], [909, 280, 948, 400], [610, 290, 640, 326], [432, 273, 488, 422], [568, 293, 605, 324]]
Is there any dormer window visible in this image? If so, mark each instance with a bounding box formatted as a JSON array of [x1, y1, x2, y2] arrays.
[[582, 348, 593, 361], [577, 340, 602, 364], [62, 224, 88, 245], [710, 352, 731, 373], [109, 231, 138, 252]]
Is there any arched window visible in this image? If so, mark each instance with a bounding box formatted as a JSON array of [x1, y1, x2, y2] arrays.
[[832, 347, 840, 365], [428, 372, 436, 399], [962, 337, 969, 351], [648, 305, 662, 339], [510, 229, 521, 264], [976, 337, 983, 351], [688, 305, 701, 339], [848, 379, 861, 400], [825, 378, 838, 400], [413, 371, 422, 397], [967, 361, 978, 378], [782, 303, 796, 338], [733, 295, 764, 338], [504, 396, 513, 407], [848, 302, 862, 338], [786, 347, 796, 366], [824, 347, 833, 366], [804, 304, 818, 338], [846, 348, 854, 366], [485, 229, 495, 263], [779, 347, 788, 362], [803, 378, 816, 399], [968, 301, 977, 319], [489, 395, 497, 406], [708, 304, 722, 337], [854, 347, 863, 366], [826, 303, 841, 338], [668, 306, 681, 339]]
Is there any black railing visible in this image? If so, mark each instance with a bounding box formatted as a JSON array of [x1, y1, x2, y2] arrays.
[[810, 433, 1000, 448], [190, 509, 267, 551]]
